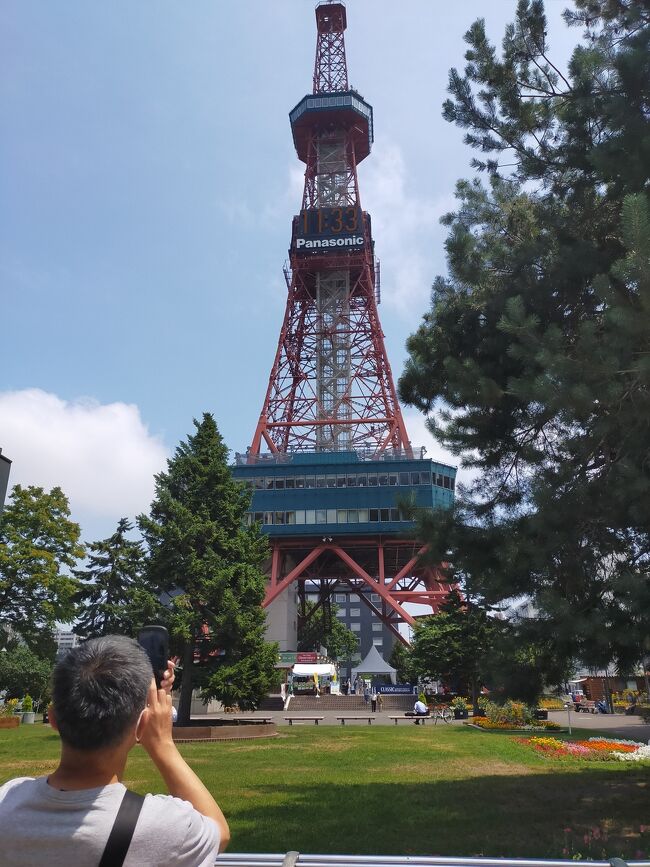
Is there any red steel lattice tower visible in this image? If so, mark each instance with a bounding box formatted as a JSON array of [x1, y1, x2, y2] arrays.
[[250, 1, 411, 458], [235, 2, 456, 647]]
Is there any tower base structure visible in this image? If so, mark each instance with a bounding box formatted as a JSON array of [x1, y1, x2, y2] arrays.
[[233, 449, 456, 645]]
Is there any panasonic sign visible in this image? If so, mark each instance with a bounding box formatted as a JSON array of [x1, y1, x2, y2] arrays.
[[295, 236, 364, 250]]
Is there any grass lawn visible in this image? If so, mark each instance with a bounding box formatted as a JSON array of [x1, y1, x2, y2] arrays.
[[1, 724, 648, 858]]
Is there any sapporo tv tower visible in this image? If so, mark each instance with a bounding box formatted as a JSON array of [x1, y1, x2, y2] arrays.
[[232, 2, 456, 648]]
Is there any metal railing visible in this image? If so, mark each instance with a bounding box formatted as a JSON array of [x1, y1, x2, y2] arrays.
[[234, 447, 435, 466], [217, 855, 648, 867]]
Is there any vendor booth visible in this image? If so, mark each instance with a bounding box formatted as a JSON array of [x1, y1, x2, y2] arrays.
[[351, 646, 397, 686], [291, 662, 338, 695]]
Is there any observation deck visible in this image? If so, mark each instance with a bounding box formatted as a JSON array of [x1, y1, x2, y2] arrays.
[[232, 449, 456, 538], [289, 90, 373, 163]]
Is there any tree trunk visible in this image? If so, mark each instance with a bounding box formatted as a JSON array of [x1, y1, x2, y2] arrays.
[[471, 676, 479, 715], [177, 640, 194, 726]]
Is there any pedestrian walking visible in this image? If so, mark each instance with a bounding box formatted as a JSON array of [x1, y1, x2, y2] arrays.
[[371, 687, 377, 713], [363, 684, 370, 705]]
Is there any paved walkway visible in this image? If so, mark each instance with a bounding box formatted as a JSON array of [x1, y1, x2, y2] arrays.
[[547, 709, 650, 741], [193, 708, 650, 739]]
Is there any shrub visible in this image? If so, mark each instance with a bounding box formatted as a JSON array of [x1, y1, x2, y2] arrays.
[[484, 699, 535, 727], [21, 695, 33, 713], [451, 696, 469, 711], [0, 699, 20, 717], [539, 697, 565, 710]]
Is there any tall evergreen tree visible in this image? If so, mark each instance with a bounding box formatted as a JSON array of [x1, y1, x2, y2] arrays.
[[410, 590, 495, 710], [297, 601, 359, 662], [400, 0, 650, 674], [139, 414, 278, 723], [0, 485, 83, 653], [73, 518, 159, 638]]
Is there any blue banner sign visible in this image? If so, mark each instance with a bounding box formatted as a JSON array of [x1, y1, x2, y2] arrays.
[[378, 684, 414, 694]]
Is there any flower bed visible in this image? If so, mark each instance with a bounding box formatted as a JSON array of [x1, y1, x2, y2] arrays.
[[473, 718, 560, 731], [519, 735, 650, 762]]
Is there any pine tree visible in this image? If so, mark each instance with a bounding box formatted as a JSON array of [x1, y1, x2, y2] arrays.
[[73, 518, 159, 638], [139, 414, 278, 723], [400, 1, 650, 675]]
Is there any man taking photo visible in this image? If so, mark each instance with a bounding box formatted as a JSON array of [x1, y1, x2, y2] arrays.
[[0, 635, 230, 865]]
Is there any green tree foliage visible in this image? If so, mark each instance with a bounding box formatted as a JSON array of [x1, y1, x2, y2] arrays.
[[73, 518, 159, 638], [0, 645, 53, 706], [139, 414, 278, 723], [410, 590, 495, 709], [388, 641, 417, 684], [400, 0, 650, 676], [0, 485, 83, 652], [297, 601, 359, 661]]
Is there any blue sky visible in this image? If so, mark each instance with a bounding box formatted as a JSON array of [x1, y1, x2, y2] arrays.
[[1, 1, 580, 542]]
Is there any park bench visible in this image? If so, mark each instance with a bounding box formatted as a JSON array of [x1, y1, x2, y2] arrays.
[[336, 715, 375, 726], [389, 714, 430, 725], [284, 716, 324, 726], [219, 716, 274, 724], [574, 700, 597, 713]]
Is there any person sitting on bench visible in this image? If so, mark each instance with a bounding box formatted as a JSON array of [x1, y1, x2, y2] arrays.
[[405, 698, 430, 724]]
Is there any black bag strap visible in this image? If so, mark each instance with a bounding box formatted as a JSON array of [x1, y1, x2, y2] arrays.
[[98, 789, 145, 867]]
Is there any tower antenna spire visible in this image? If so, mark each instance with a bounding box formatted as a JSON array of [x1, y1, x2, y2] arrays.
[[313, 2, 349, 94]]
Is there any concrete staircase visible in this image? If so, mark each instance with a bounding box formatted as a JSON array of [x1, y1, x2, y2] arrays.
[[380, 695, 415, 711], [288, 694, 366, 711], [257, 695, 285, 711]]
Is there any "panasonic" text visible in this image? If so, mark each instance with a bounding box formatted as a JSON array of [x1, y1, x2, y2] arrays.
[[295, 236, 364, 249]]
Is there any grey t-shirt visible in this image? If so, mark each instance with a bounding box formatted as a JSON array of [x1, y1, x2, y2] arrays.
[[0, 776, 220, 866]]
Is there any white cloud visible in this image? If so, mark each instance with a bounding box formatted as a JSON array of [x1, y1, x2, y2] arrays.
[[0, 389, 168, 535], [361, 141, 453, 318]]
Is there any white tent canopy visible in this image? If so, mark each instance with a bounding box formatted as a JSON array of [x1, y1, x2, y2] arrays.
[[351, 646, 397, 684], [292, 663, 336, 677]]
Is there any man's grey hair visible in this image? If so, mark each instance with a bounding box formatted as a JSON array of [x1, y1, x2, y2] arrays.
[[52, 635, 153, 751]]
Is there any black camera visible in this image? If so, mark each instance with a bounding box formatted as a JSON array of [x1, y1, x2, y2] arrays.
[[138, 625, 169, 688]]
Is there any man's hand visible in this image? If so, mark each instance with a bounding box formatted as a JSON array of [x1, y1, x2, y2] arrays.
[[160, 660, 175, 695], [137, 679, 175, 759]]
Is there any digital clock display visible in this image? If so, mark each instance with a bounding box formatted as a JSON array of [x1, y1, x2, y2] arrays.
[[293, 206, 365, 254]]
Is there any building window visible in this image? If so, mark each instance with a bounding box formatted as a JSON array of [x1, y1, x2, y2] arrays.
[[336, 609, 346, 617], [350, 623, 361, 632], [369, 509, 379, 522], [371, 593, 380, 602], [350, 608, 361, 617], [337, 509, 347, 523], [399, 472, 410, 485], [372, 638, 383, 647], [335, 594, 346, 603], [372, 622, 382, 632], [326, 509, 337, 524]]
